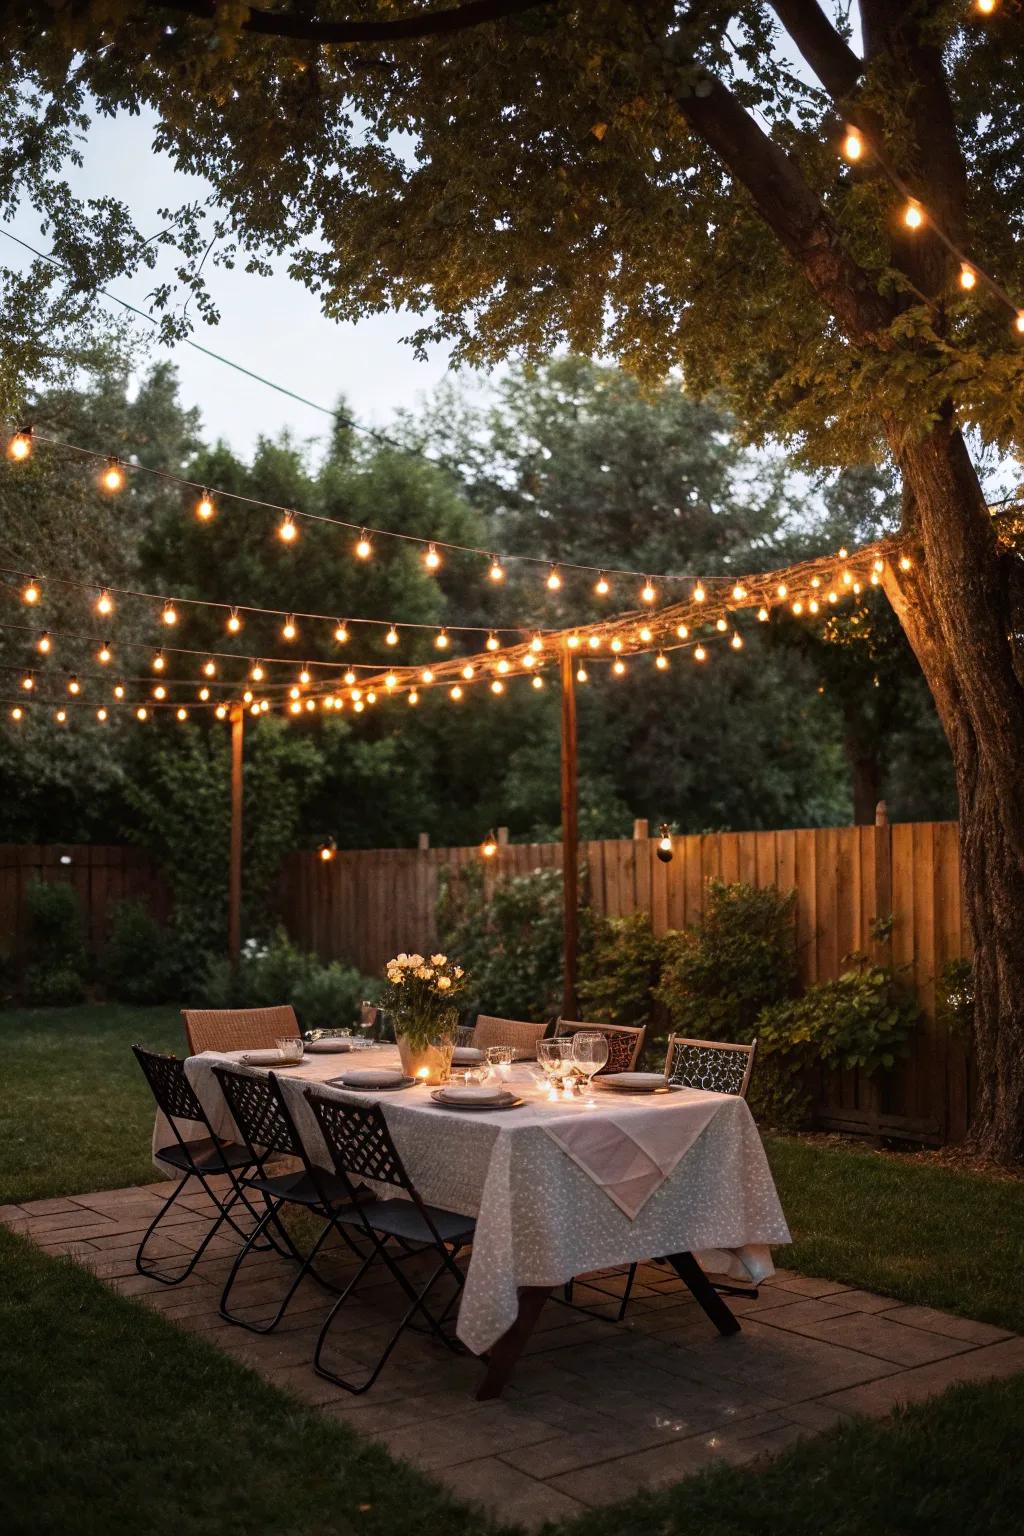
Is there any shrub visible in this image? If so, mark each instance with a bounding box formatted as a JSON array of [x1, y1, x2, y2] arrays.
[[102, 899, 182, 1005], [22, 880, 87, 1005], [200, 927, 379, 1030], [937, 956, 974, 1040], [293, 960, 374, 1034], [756, 954, 921, 1076], [655, 879, 798, 1043], [577, 912, 663, 1029]]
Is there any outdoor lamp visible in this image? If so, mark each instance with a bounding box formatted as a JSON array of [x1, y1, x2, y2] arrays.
[[656, 825, 674, 864]]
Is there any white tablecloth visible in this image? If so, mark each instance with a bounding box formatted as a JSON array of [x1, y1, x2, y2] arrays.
[[162, 1047, 791, 1355]]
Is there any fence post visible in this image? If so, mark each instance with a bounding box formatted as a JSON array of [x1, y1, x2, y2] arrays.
[[632, 818, 649, 840], [417, 832, 430, 850]]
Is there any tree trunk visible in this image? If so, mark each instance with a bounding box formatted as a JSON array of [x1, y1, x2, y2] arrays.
[[883, 419, 1024, 1162], [848, 743, 882, 828]]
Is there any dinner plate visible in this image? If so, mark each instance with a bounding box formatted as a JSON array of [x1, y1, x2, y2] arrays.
[[429, 1089, 524, 1112], [596, 1072, 671, 1094], [327, 1073, 416, 1092]]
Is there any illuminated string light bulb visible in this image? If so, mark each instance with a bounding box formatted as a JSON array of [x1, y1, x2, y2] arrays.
[[841, 569, 853, 587], [573, 664, 589, 685], [655, 652, 669, 670], [810, 576, 821, 589], [480, 832, 498, 859], [639, 625, 653, 644], [260, 699, 270, 713], [282, 615, 298, 641], [21, 673, 34, 691], [278, 510, 298, 543], [343, 669, 357, 686], [792, 600, 804, 615], [307, 696, 319, 711], [461, 663, 475, 680], [202, 659, 216, 678], [488, 555, 504, 583], [838, 547, 848, 560], [975, 0, 997, 13], [37, 631, 51, 655], [227, 608, 242, 633], [731, 632, 744, 650], [22, 577, 40, 605], [385, 625, 399, 647], [215, 704, 227, 720], [715, 617, 728, 633], [100, 458, 125, 493], [486, 632, 500, 652], [694, 644, 707, 662], [903, 198, 924, 230], [531, 675, 544, 690], [97, 707, 108, 722], [355, 529, 372, 559], [199, 687, 211, 702], [435, 628, 450, 650], [613, 658, 626, 676], [408, 689, 419, 705], [424, 543, 442, 571], [334, 620, 349, 644], [587, 635, 600, 651], [640, 578, 656, 604], [757, 607, 769, 622], [841, 124, 864, 162], [250, 703, 261, 717], [250, 661, 265, 682], [97, 641, 112, 664], [522, 652, 536, 669], [10, 706, 23, 721], [152, 650, 166, 673], [777, 583, 788, 599], [732, 583, 747, 601], [1015, 312, 1024, 335], [899, 554, 913, 571], [530, 633, 543, 653], [290, 699, 303, 716], [153, 684, 167, 700], [546, 565, 562, 591], [7, 427, 32, 460], [610, 636, 623, 653], [244, 689, 255, 704], [491, 678, 506, 694], [421, 668, 435, 685], [113, 682, 126, 700], [567, 634, 581, 650], [693, 581, 706, 604], [959, 263, 977, 291], [161, 600, 178, 626], [384, 672, 397, 690], [299, 666, 311, 686], [873, 558, 885, 573], [195, 490, 215, 521], [594, 572, 610, 596], [289, 686, 301, 701], [450, 684, 463, 700], [496, 658, 510, 675], [809, 598, 820, 614], [828, 589, 838, 603], [96, 589, 114, 617], [67, 675, 80, 696]]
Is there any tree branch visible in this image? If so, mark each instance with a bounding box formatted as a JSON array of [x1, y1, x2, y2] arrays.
[[770, 0, 863, 102], [155, 0, 556, 44]]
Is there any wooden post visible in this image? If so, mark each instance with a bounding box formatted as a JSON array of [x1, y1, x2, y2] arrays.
[[560, 647, 579, 1019], [229, 704, 244, 970], [497, 826, 509, 845], [632, 817, 649, 840], [417, 832, 430, 850]]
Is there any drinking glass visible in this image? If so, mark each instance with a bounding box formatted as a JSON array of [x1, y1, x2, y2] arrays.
[[536, 1039, 567, 1101], [276, 1037, 304, 1065], [571, 1031, 609, 1106], [486, 1044, 514, 1081]]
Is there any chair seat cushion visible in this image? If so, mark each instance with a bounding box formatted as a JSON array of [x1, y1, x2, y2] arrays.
[[336, 1197, 476, 1245], [242, 1168, 353, 1208], [155, 1137, 252, 1173]]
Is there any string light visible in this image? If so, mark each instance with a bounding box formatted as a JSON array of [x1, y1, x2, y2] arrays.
[[757, 607, 769, 622], [777, 583, 788, 599], [435, 628, 450, 650], [67, 675, 80, 695], [250, 661, 265, 682], [489, 555, 505, 583], [278, 510, 298, 543], [424, 543, 442, 571], [408, 689, 419, 705], [530, 633, 543, 653], [97, 641, 112, 664], [496, 658, 510, 674], [792, 599, 804, 615], [1016, 312, 1024, 335], [334, 620, 349, 643], [386, 625, 399, 646], [587, 635, 600, 650], [899, 554, 913, 571], [480, 832, 498, 859], [903, 198, 925, 230], [202, 659, 216, 677], [227, 608, 242, 633], [161, 600, 178, 626], [567, 634, 581, 650], [355, 530, 372, 560], [153, 684, 167, 700], [282, 615, 297, 641], [693, 582, 706, 604], [22, 578, 40, 605], [613, 658, 626, 676], [676, 623, 689, 640], [195, 491, 215, 521], [7, 427, 32, 460], [732, 584, 747, 602], [299, 666, 311, 686], [96, 589, 114, 616], [715, 617, 728, 633], [731, 632, 744, 650], [841, 124, 864, 162], [486, 632, 500, 652], [215, 704, 227, 719], [100, 458, 125, 493], [655, 651, 669, 670], [421, 668, 435, 684], [694, 645, 707, 662], [97, 707, 108, 722], [641, 579, 656, 604], [610, 636, 623, 653], [491, 678, 506, 694], [595, 572, 610, 596], [342, 668, 356, 686], [531, 675, 544, 689], [152, 650, 166, 672], [575, 666, 587, 683], [522, 652, 536, 668], [639, 625, 653, 644], [114, 682, 125, 699], [199, 686, 211, 701], [976, 0, 997, 13], [385, 672, 397, 689], [136, 706, 148, 721], [546, 565, 562, 591], [20, 673, 34, 691], [37, 631, 51, 655], [461, 663, 475, 680], [960, 263, 977, 291], [450, 684, 463, 700], [10, 706, 23, 721]]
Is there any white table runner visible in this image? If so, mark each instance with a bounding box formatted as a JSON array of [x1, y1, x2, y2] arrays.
[[164, 1048, 791, 1355]]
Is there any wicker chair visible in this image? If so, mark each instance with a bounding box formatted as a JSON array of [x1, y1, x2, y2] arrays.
[[473, 1014, 549, 1060], [664, 1036, 758, 1098], [556, 1019, 646, 1073], [182, 1005, 301, 1056]]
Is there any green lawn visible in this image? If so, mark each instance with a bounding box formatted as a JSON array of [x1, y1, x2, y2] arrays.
[[2, 1005, 1023, 1536]]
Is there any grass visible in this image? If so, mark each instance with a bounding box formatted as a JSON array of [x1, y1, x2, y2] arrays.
[[2, 1004, 1023, 1536]]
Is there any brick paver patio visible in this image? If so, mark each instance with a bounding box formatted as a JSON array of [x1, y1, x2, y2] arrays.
[[5, 1178, 1022, 1529]]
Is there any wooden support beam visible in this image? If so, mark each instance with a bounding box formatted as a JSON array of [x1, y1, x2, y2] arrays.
[[229, 703, 244, 969], [560, 648, 579, 1019]]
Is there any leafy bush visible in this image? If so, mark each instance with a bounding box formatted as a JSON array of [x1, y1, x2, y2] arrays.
[[577, 912, 663, 1029], [937, 956, 974, 1039], [757, 955, 921, 1075], [102, 898, 182, 1005], [201, 927, 378, 1031], [437, 863, 589, 1021], [22, 880, 87, 1005], [655, 879, 798, 1043], [293, 960, 376, 1034]]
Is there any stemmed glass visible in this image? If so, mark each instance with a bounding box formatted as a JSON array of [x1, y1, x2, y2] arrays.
[[536, 1039, 568, 1101], [571, 1031, 609, 1106]]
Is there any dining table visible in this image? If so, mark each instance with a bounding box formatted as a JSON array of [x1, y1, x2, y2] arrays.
[[157, 1044, 791, 1396]]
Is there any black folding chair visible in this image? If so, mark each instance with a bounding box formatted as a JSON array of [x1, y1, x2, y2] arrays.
[[304, 1085, 476, 1394], [211, 1065, 366, 1334], [132, 1044, 263, 1285]]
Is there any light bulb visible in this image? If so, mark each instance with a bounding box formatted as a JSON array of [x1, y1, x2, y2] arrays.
[[613, 659, 626, 676], [250, 703, 261, 717], [195, 491, 215, 521], [757, 607, 769, 622], [10, 706, 23, 721], [260, 699, 270, 713], [838, 547, 848, 559], [546, 565, 562, 590], [639, 625, 653, 644], [809, 598, 820, 614], [408, 689, 419, 705], [421, 668, 434, 684], [491, 678, 505, 694], [462, 663, 475, 680], [290, 699, 303, 715], [306, 697, 318, 711], [694, 645, 707, 662], [385, 672, 397, 689], [641, 579, 656, 604], [531, 675, 544, 689], [353, 700, 365, 714], [355, 530, 372, 559], [959, 263, 977, 291], [227, 608, 242, 633], [97, 642, 112, 664], [489, 555, 504, 582], [199, 687, 210, 701], [278, 510, 298, 543], [435, 628, 450, 650], [7, 428, 32, 461], [828, 589, 838, 603], [486, 632, 500, 652], [655, 652, 669, 670], [100, 459, 125, 493], [136, 707, 148, 722], [114, 683, 125, 699], [903, 198, 924, 230], [289, 686, 301, 701], [693, 582, 706, 603], [976, 0, 996, 14], [97, 708, 108, 722], [386, 626, 399, 646], [496, 658, 510, 674], [731, 632, 744, 650], [424, 543, 441, 571], [567, 634, 581, 650], [244, 689, 255, 704], [873, 558, 885, 573], [811, 576, 821, 588], [55, 710, 68, 725], [282, 615, 297, 641], [299, 667, 311, 685], [610, 636, 623, 652], [37, 632, 51, 654], [732, 583, 747, 601], [153, 651, 166, 672], [522, 652, 536, 668], [481, 835, 498, 859], [334, 620, 349, 643], [21, 673, 34, 691], [215, 704, 227, 720], [841, 125, 863, 162], [899, 554, 913, 571], [343, 669, 356, 686], [22, 579, 40, 605], [450, 684, 463, 700], [162, 601, 178, 626], [530, 633, 543, 653], [250, 661, 264, 682], [153, 684, 166, 700], [575, 666, 587, 683], [715, 617, 728, 633], [1016, 312, 1024, 335], [587, 635, 600, 650], [67, 675, 80, 695], [792, 600, 804, 615], [595, 572, 610, 595], [202, 659, 216, 677], [676, 623, 689, 640], [776, 583, 787, 599]]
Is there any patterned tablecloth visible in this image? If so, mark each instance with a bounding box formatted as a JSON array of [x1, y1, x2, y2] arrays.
[[163, 1047, 791, 1355]]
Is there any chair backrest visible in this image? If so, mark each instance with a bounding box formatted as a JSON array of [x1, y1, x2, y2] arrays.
[[133, 1044, 205, 1124], [304, 1087, 412, 1194], [182, 1005, 300, 1056], [473, 1014, 549, 1060], [557, 1020, 646, 1073], [663, 1035, 757, 1097], [211, 1064, 299, 1159]]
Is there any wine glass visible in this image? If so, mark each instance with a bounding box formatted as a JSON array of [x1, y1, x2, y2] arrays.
[[536, 1039, 567, 1101], [571, 1031, 609, 1106]]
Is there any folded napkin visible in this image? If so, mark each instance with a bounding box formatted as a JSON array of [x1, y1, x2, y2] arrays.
[[304, 1038, 353, 1054], [336, 1068, 405, 1089], [241, 1048, 294, 1066], [452, 1046, 485, 1064], [437, 1083, 505, 1103], [544, 1097, 723, 1220]]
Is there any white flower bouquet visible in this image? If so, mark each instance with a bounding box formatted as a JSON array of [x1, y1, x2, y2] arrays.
[[381, 952, 467, 1050]]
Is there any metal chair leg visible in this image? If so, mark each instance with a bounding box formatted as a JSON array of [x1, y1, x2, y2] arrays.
[[137, 1168, 253, 1286]]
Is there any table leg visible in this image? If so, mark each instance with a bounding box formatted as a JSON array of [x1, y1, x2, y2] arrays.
[[475, 1285, 552, 1399], [664, 1251, 742, 1335]]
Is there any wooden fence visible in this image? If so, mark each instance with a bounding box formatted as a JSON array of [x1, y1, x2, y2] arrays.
[[277, 821, 973, 1144], [0, 844, 169, 969]]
